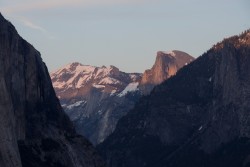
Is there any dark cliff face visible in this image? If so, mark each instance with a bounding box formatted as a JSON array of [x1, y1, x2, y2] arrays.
[[139, 50, 194, 95], [98, 30, 250, 167], [0, 13, 105, 167]]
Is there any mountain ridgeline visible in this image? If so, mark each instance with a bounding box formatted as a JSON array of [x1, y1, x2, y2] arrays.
[[98, 30, 250, 167], [51, 51, 194, 145], [0, 13, 105, 167], [51, 63, 142, 145]]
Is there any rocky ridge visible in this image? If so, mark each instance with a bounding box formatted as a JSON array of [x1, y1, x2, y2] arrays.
[[51, 63, 142, 145], [51, 51, 194, 145], [98, 30, 250, 167], [0, 13, 105, 167]]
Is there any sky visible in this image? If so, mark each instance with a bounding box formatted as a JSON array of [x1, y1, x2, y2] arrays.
[[0, 0, 250, 73]]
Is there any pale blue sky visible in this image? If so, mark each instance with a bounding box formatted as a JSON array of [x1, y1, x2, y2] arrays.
[[1, 0, 249, 72]]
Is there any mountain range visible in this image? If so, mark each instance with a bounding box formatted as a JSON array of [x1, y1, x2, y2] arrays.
[[1, 10, 250, 167], [97, 30, 250, 167], [51, 51, 194, 145], [50, 63, 142, 145]]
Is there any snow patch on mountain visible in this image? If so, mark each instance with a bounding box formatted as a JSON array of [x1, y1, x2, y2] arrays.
[[110, 90, 117, 96], [53, 81, 66, 89], [99, 77, 121, 85], [51, 63, 127, 93], [67, 100, 86, 110], [96, 66, 112, 78], [93, 84, 105, 89], [76, 75, 90, 88], [162, 50, 176, 57], [129, 74, 141, 81], [118, 82, 139, 97]]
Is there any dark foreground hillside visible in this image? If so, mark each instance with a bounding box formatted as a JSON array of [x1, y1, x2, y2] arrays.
[[98, 30, 250, 167], [0, 13, 105, 167]]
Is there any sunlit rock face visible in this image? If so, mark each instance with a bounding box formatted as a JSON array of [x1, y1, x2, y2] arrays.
[[140, 50, 194, 95], [0, 13, 105, 167]]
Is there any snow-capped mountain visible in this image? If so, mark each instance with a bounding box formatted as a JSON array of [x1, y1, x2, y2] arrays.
[[51, 62, 142, 145], [51, 62, 140, 99], [51, 51, 194, 145]]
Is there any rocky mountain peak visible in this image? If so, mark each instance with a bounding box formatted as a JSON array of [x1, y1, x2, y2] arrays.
[[140, 50, 195, 94], [69, 61, 82, 68], [51, 62, 141, 100], [51, 62, 142, 144]]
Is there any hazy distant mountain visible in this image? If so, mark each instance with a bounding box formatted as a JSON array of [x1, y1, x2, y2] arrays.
[[98, 30, 250, 167], [0, 13, 105, 167], [51, 63, 142, 145], [51, 51, 194, 145]]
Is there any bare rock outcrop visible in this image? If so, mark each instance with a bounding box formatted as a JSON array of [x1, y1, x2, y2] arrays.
[[140, 50, 194, 94]]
